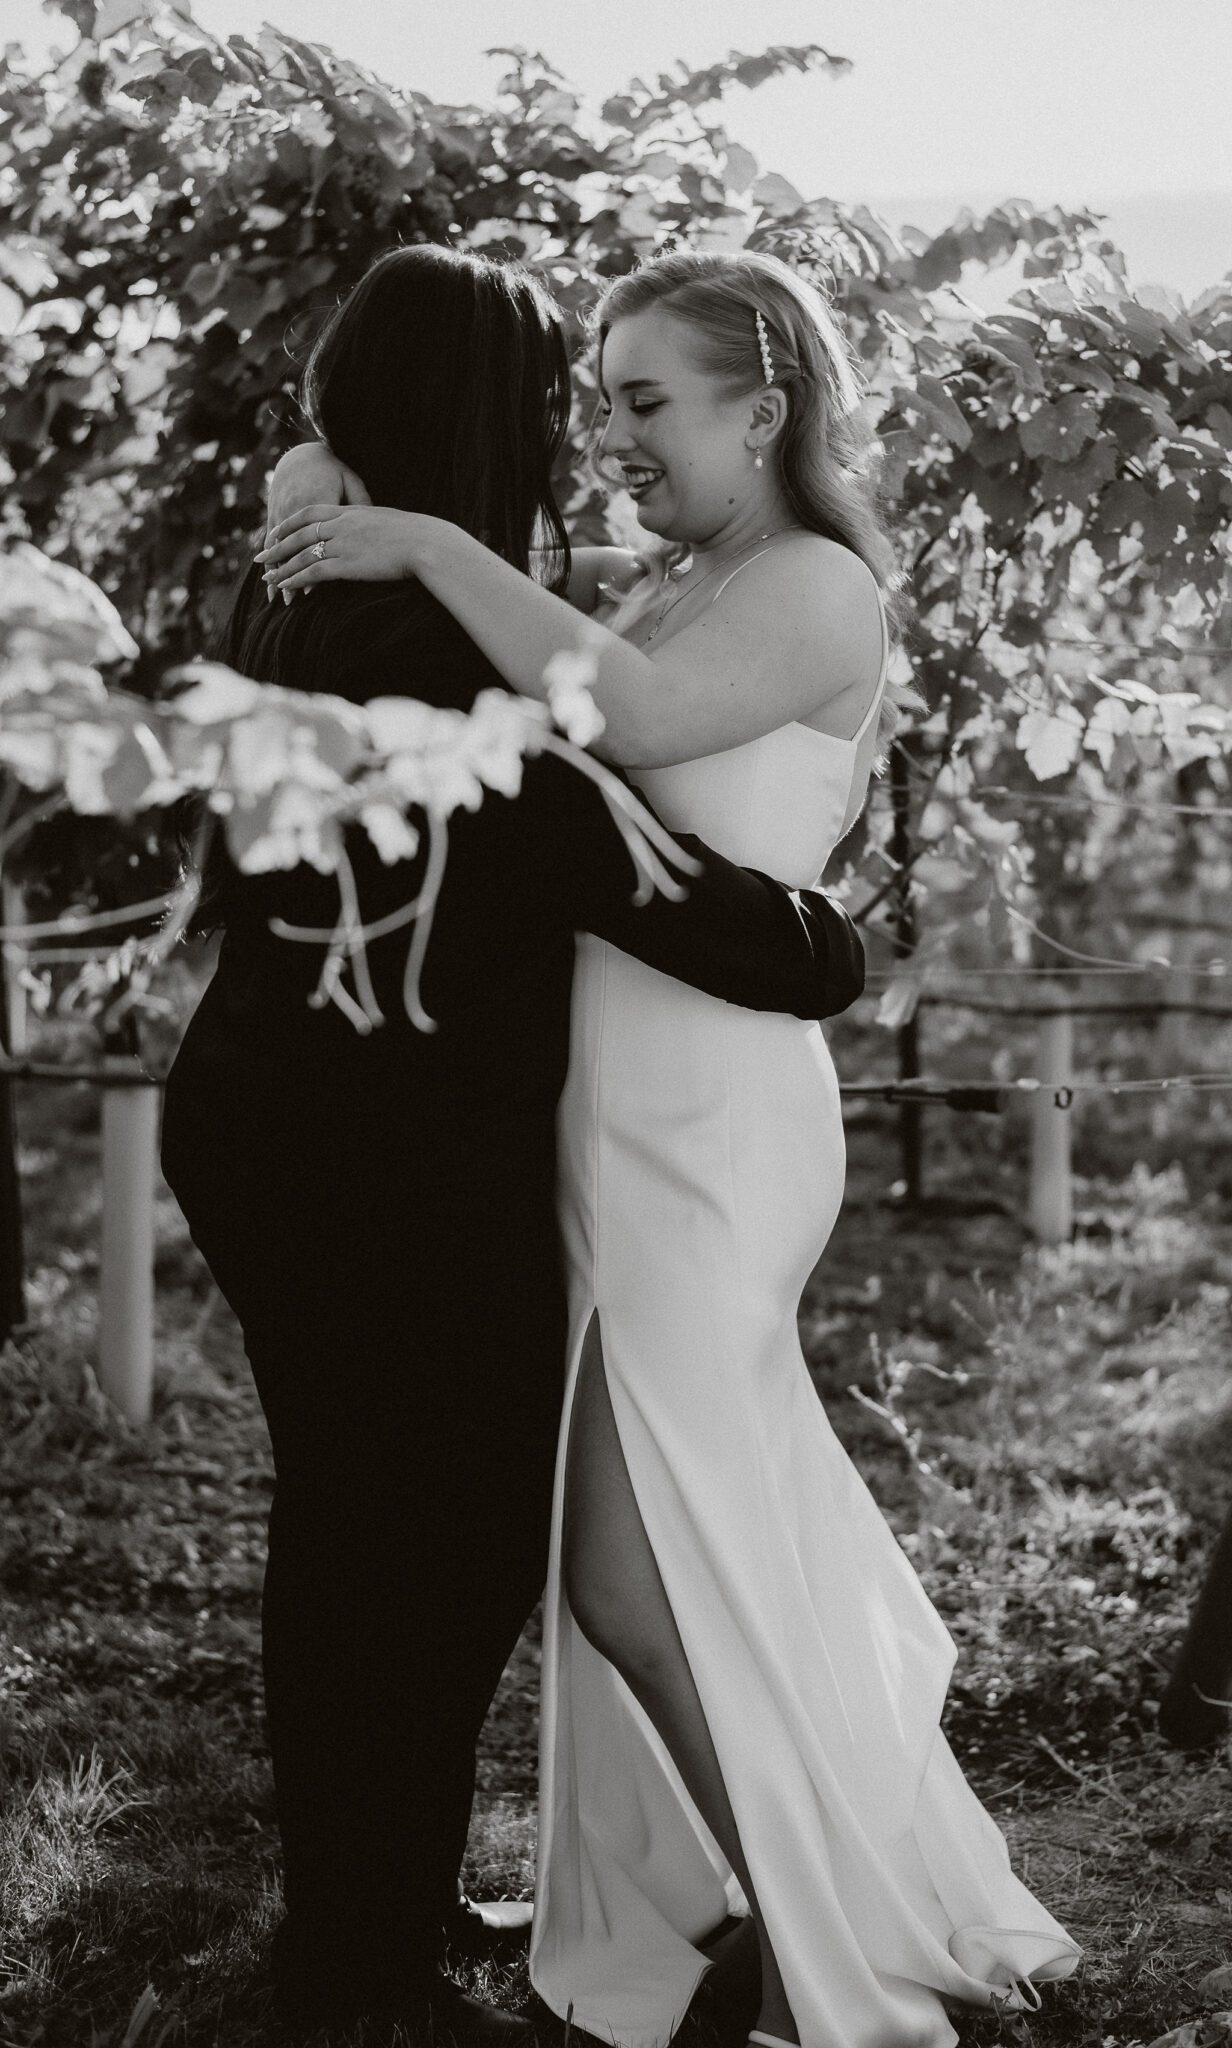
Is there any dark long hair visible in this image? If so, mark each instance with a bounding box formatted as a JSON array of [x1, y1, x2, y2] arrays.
[[191, 244, 573, 930], [303, 242, 572, 580], [224, 244, 572, 688]]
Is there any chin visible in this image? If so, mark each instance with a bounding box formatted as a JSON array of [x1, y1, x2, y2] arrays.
[[637, 505, 686, 544]]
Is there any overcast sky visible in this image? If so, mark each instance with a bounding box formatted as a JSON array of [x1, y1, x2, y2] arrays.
[[8, 0, 1231, 300]]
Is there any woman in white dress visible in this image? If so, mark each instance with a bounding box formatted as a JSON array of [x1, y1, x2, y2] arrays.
[[262, 248, 1080, 2048]]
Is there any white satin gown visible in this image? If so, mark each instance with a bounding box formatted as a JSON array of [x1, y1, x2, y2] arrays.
[[528, 565, 1080, 2048]]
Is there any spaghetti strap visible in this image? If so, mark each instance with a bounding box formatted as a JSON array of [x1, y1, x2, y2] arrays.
[[849, 587, 891, 747], [693, 543, 890, 750], [705, 546, 772, 608]]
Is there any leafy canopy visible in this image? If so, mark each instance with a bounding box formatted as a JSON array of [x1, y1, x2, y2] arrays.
[[1, 0, 1231, 1021]]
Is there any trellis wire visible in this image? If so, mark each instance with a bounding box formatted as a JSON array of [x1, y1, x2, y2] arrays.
[[1034, 639, 1232, 656], [841, 1071, 1232, 1108], [4, 1054, 1230, 1109], [863, 963, 1231, 981], [4, 1021, 1227, 1420], [865, 783, 1232, 822], [0, 1056, 158, 1087]]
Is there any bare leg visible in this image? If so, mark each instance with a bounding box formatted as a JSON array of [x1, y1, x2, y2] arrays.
[[562, 1317, 797, 2044]]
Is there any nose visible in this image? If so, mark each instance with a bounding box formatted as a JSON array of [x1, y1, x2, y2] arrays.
[[597, 407, 633, 460]]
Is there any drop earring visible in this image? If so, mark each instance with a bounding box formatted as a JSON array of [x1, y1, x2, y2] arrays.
[[754, 451, 764, 470]]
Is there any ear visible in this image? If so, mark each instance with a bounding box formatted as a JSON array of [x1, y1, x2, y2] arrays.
[[746, 385, 788, 449]]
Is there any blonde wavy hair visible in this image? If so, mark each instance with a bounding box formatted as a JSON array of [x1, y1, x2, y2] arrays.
[[591, 248, 918, 759]]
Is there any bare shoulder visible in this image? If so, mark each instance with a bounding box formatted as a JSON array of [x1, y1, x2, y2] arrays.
[[715, 533, 882, 676], [754, 532, 877, 617], [634, 532, 886, 756]]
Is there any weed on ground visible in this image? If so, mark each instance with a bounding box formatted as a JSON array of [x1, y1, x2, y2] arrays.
[[0, 1081, 1229, 2046]]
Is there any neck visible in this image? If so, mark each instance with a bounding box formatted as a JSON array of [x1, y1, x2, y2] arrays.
[[686, 488, 798, 571]]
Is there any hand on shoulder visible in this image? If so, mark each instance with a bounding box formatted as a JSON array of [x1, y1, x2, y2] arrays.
[[264, 442, 371, 549]]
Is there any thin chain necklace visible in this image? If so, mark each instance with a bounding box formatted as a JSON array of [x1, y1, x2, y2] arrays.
[[644, 526, 802, 642]]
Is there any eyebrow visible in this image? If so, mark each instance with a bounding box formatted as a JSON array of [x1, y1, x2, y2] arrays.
[[598, 376, 666, 400]]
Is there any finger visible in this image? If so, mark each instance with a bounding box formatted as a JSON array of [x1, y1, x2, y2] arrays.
[[260, 507, 343, 555], [258, 522, 321, 564], [264, 505, 329, 547], [277, 559, 343, 594], [258, 517, 342, 569], [258, 532, 310, 569], [264, 542, 330, 586]]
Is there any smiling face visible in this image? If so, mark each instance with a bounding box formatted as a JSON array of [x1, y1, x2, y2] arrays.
[[597, 305, 780, 547]]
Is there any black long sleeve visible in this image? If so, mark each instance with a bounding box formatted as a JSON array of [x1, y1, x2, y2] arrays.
[[526, 751, 864, 1022], [204, 581, 863, 1067]]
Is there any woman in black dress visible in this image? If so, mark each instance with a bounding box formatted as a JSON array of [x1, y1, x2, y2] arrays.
[[160, 244, 864, 2042]]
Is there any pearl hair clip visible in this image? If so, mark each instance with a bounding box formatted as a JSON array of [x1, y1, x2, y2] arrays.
[[754, 308, 775, 386]]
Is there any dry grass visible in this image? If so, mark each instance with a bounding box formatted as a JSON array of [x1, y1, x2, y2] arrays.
[[1, 1077, 1230, 2046]]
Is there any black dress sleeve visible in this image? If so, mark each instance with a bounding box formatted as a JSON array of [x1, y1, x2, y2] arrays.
[[527, 750, 865, 1023], [208, 582, 863, 1023]]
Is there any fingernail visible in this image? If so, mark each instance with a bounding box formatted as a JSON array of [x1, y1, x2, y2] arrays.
[[254, 548, 269, 562], [282, 589, 292, 606]]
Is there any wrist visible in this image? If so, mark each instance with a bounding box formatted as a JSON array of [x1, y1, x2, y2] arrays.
[[408, 515, 472, 586]]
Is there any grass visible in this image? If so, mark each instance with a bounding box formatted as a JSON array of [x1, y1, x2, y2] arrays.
[[1, 1063, 1230, 2047]]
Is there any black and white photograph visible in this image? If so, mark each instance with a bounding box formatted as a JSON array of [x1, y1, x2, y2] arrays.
[[1, 3, 1230, 2044]]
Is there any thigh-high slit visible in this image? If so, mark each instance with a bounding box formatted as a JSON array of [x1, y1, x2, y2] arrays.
[[528, 931, 1080, 2048]]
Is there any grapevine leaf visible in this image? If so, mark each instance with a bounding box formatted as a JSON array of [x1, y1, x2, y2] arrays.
[[100, 724, 163, 815], [875, 977, 921, 1031], [973, 325, 1045, 392], [1016, 707, 1084, 781], [752, 172, 805, 216], [722, 143, 758, 192], [892, 376, 972, 451], [1018, 392, 1100, 461]]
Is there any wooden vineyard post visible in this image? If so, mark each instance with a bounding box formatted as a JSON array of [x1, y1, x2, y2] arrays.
[[2, 876, 28, 1058], [1157, 772, 1201, 1076], [889, 741, 923, 1204], [1158, 1497, 1232, 1751], [0, 863, 25, 1345], [1028, 994, 1074, 1244], [99, 1061, 159, 1424], [0, 1051, 22, 1346]]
